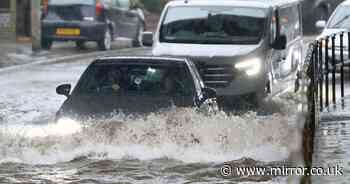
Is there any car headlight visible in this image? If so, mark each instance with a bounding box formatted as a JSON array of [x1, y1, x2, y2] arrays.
[[235, 58, 262, 76]]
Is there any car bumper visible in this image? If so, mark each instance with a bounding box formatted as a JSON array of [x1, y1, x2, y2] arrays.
[[42, 20, 106, 41]]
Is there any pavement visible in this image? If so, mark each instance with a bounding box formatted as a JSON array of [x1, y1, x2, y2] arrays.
[[0, 38, 140, 69], [312, 96, 350, 183]]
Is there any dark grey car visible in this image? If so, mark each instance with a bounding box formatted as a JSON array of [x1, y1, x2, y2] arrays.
[[55, 56, 217, 121], [41, 0, 145, 50]]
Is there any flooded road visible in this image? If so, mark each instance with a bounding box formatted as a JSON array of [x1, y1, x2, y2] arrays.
[[0, 58, 306, 183]]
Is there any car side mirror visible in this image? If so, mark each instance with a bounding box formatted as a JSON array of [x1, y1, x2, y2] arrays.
[[315, 20, 326, 30], [202, 87, 217, 99], [56, 84, 71, 97], [142, 32, 154, 47], [272, 34, 287, 50]]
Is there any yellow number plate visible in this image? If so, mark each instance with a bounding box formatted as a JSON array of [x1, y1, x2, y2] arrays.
[[56, 28, 80, 36]]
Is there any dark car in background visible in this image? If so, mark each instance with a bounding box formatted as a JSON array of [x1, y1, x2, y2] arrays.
[[55, 56, 217, 121], [41, 0, 145, 50]]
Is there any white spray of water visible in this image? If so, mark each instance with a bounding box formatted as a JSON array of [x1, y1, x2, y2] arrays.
[[0, 104, 303, 165]]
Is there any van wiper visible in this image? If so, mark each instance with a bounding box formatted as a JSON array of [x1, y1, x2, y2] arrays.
[[332, 15, 350, 28]]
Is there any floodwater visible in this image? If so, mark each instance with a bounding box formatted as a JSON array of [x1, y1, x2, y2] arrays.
[[0, 60, 306, 183]]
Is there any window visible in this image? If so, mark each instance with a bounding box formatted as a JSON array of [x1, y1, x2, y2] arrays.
[[76, 63, 195, 96], [278, 4, 301, 42], [111, 0, 120, 7], [0, 0, 10, 12], [118, 0, 130, 9], [160, 6, 268, 45], [49, 0, 95, 5], [270, 14, 277, 43], [328, 6, 350, 29]]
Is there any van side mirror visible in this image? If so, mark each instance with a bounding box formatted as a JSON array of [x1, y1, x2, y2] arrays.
[[142, 32, 154, 47], [272, 35, 287, 50], [56, 84, 71, 97], [202, 87, 217, 99], [315, 20, 326, 30]]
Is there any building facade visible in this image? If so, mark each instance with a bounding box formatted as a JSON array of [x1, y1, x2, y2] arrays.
[[0, 0, 16, 40]]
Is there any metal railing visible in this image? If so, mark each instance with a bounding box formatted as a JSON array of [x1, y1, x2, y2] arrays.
[[307, 31, 350, 111]]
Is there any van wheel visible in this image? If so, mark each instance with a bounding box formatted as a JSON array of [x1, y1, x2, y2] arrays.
[[254, 81, 270, 107], [41, 39, 52, 50], [76, 41, 86, 50], [295, 71, 301, 92], [98, 28, 112, 51], [132, 24, 144, 47]]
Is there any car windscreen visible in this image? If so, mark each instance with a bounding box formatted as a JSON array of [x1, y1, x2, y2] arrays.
[[328, 6, 350, 29], [74, 62, 195, 96], [160, 6, 268, 45], [49, 0, 95, 5]]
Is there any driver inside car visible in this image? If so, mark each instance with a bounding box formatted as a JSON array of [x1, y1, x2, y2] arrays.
[[103, 69, 122, 92]]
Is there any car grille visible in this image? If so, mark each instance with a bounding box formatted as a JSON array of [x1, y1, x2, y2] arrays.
[[197, 64, 236, 88]]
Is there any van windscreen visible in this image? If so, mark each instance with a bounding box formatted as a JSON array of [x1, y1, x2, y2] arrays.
[[160, 6, 267, 44]]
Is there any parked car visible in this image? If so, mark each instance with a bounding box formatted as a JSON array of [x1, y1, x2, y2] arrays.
[[41, 0, 145, 50], [316, 0, 350, 65], [55, 56, 217, 121], [302, 0, 344, 34], [143, 0, 303, 104]]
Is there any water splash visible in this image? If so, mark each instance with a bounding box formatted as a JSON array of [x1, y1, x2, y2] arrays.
[[0, 105, 303, 165]]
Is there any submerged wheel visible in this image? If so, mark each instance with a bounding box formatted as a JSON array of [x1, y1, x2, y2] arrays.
[[254, 80, 271, 107], [98, 28, 112, 51]]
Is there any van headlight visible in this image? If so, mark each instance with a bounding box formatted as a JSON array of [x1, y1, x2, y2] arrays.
[[235, 58, 262, 76]]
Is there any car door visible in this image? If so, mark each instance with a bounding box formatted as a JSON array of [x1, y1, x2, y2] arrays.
[[278, 4, 302, 78], [108, 0, 125, 38], [118, 0, 140, 39]]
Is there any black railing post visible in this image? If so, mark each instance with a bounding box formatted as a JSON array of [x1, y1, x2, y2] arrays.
[[340, 33, 345, 107], [311, 45, 316, 118], [331, 35, 336, 106], [325, 36, 329, 108], [348, 32, 350, 60], [319, 40, 323, 111], [315, 42, 319, 100]]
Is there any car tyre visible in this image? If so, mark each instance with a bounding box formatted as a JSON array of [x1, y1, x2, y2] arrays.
[[76, 41, 86, 50], [254, 81, 270, 107], [41, 39, 52, 50], [98, 28, 112, 51], [132, 23, 144, 47]]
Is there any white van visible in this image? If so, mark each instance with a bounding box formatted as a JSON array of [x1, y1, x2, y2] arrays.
[[143, 0, 303, 103]]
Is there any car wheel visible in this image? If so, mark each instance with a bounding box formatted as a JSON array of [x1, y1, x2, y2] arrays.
[[254, 81, 270, 107], [41, 39, 52, 50], [76, 41, 86, 50], [132, 24, 144, 47], [98, 28, 112, 51]]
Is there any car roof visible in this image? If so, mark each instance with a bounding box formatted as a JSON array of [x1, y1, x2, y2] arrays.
[[168, 0, 301, 8], [94, 56, 190, 65]]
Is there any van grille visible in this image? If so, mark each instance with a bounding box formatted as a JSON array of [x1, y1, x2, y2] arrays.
[[198, 64, 235, 88]]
